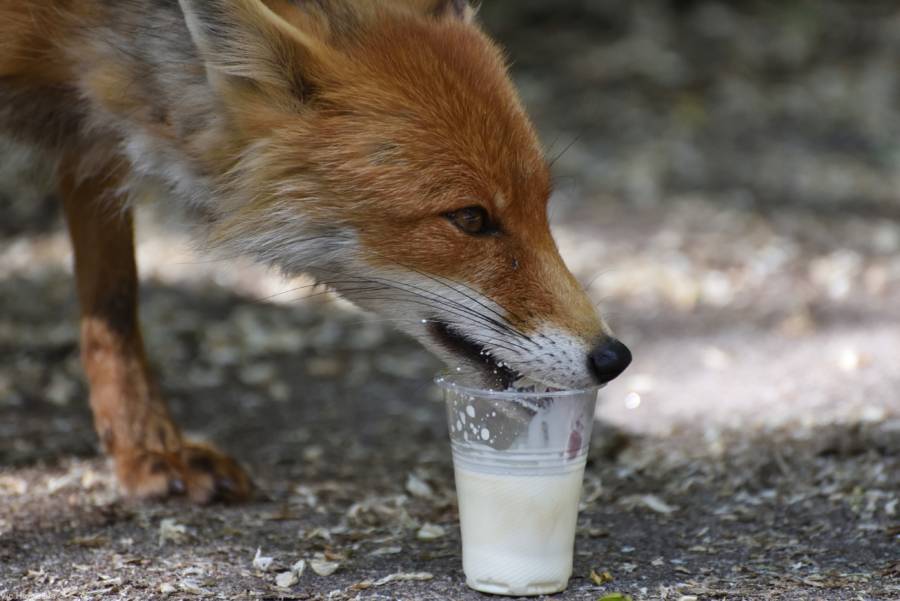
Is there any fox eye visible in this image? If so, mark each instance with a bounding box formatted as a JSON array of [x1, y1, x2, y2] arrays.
[[445, 206, 496, 235]]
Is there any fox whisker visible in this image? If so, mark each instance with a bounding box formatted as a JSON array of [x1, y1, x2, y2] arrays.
[[359, 250, 535, 340], [303, 267, 532, 346], [336, 289, 536, 356]]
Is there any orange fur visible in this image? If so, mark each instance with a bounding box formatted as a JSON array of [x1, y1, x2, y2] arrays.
[[2, 0, 626, 503]]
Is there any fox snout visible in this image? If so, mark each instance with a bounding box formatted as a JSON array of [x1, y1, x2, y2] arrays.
[[589, 338, 633, 385]]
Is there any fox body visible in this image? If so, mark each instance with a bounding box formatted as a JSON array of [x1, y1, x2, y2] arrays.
[[1, 0, 631, 502]]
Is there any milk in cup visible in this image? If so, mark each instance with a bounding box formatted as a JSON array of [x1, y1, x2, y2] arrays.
[[455, 463, 586, 595]]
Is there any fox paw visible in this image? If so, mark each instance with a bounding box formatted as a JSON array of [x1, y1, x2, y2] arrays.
[[115, 442, 253, 504]]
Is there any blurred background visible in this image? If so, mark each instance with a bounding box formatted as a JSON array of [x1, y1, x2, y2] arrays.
[[1, 2, 898, 599]]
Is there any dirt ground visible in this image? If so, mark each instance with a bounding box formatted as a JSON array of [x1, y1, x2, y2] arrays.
[[1, 2, 899, 600]]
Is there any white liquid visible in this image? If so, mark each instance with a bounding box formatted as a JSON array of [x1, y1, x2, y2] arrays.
[[454, 463, 586, 596]]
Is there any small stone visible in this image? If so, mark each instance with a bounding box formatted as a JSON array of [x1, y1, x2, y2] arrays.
[[416, 523, 446, 541]]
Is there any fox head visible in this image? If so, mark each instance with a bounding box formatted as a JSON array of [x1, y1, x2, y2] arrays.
[[178, 0, 631, 388]]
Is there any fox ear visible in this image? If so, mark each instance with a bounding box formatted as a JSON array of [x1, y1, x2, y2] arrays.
[[178, 0, 332, 107], [402, 0, 475, 22], [432, 0, 475, 21]]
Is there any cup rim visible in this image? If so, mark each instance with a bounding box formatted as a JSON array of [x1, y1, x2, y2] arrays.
[[434, 373, 603, 399]]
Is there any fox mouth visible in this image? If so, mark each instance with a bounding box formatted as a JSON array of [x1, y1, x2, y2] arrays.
[[427, 320, 520, 389]]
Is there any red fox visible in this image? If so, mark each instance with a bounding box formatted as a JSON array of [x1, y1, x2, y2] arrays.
[[1, 0, 631, 503]]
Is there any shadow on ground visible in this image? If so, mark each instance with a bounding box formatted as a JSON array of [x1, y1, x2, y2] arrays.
[[1, 274, 897, 600]]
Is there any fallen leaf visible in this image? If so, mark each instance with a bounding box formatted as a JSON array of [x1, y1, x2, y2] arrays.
[[373, 572, 433, 586], [46, 471, 81, 494], [619, 494, 678, 514], [597, 594, 632, 601], [253, 548, 274, 572], [323, 549, 345, 561], [590, 569, 613, 585], [275, 571, 298, 589], [303, 527, 332, 541], [352, 572, 434, 590], [310, 553, 340, 576], [70, 534, 108, 548], [291, 559, 307, 577]]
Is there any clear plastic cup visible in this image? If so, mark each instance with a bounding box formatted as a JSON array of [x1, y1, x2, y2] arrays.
[[437, 374, 600, 596]]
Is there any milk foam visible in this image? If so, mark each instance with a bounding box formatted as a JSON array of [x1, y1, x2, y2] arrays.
[[454, 462, 586, 596]]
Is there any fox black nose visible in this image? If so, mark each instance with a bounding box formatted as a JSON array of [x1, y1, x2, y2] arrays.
[[588, 338, 632, 384]]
